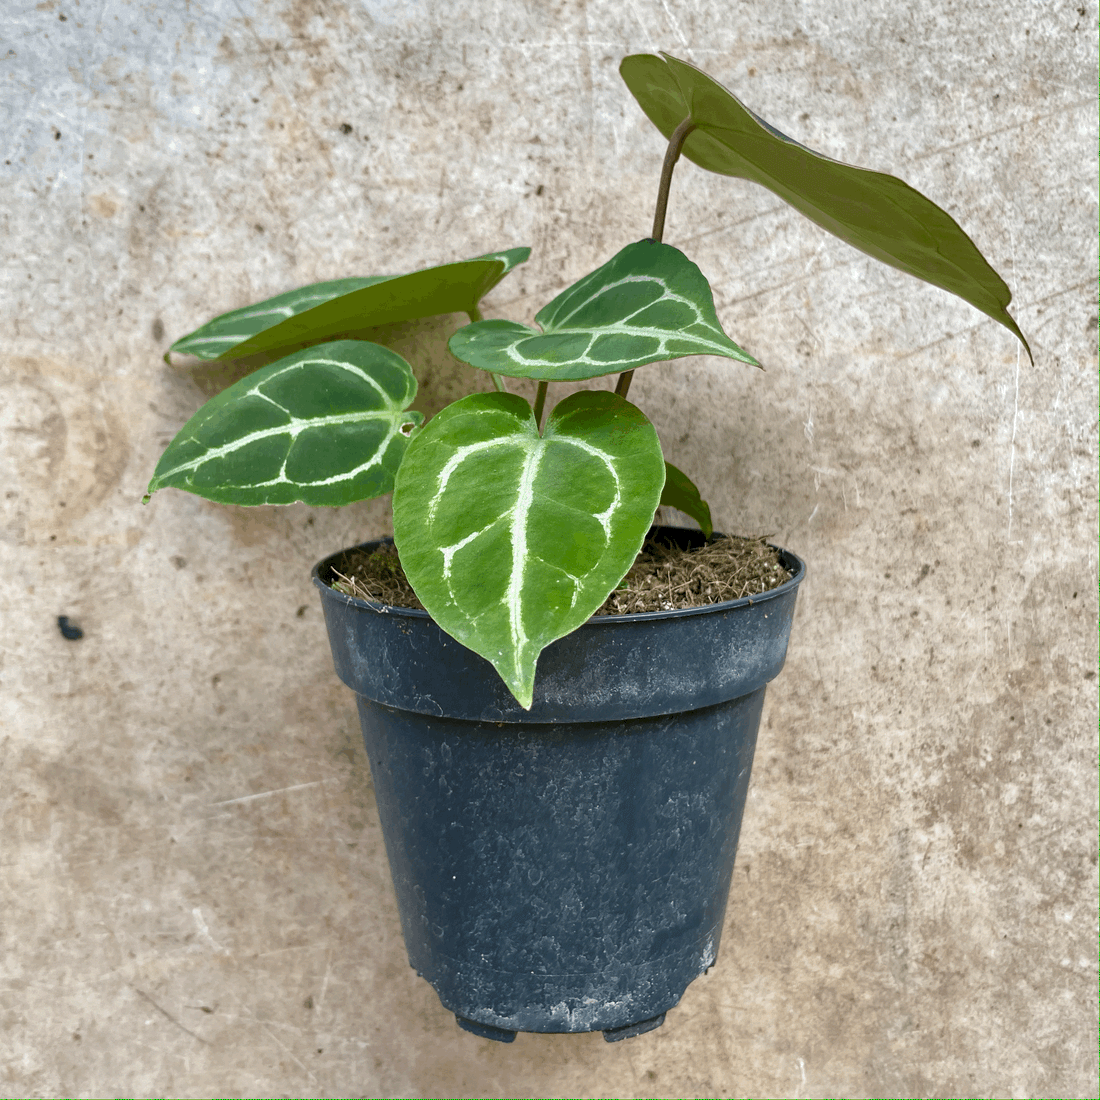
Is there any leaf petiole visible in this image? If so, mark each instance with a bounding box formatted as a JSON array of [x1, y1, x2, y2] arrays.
[[651, 117, 697, 244], [615, 116, 697, 402], [533, 380, 548, 429]]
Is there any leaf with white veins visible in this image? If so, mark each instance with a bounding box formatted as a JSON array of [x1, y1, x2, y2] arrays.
[[145, 340, 423, 506], [392, 390, 665, 707], [169, 247, 531, 361], [447, 239, 758, 381]]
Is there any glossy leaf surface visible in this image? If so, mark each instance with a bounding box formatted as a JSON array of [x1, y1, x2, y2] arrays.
[[146, 340, 422, 506], [169, 248, 531, 361], [660, 461, 713, 538], [392, 390, 665, 707], [620, 53, 1031, 359], [448, 239, 758, 381]]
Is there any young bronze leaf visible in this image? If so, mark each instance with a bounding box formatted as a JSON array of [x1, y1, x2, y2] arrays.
[[169, 247, 531, 361], [660, 461, 713, 538], [392, 390, 666, 708], [447, 239, 758, 381], [145, 340, 422, 506], [620, 53, 1031, 361]]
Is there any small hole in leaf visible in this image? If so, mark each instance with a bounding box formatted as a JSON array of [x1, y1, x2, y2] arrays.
[[400, 422, 415, 436]]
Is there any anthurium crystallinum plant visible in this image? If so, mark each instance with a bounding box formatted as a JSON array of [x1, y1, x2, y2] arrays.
[[146, 53, 1030, 1040]]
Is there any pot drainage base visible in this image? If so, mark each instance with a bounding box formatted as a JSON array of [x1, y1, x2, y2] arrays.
[[454, 1012, 666, 1043]]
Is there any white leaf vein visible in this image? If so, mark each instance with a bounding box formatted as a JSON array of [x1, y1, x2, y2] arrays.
[[158, 356, 410, 487]]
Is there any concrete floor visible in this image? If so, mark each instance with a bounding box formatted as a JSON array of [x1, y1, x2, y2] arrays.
[[1, 0, 1096, 1096]]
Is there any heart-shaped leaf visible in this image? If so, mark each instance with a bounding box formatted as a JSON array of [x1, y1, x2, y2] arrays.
[[145, 340, 422, 506], [169, 247, 531, 361], [392, 390, 666, 707], [620, 53, 1031, 361], [660, 461, 713, 538], [447, 239, 758, 381]]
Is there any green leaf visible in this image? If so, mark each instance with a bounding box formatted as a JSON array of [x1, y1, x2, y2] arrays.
[[169, 248, 531, 361], [392, 390, 666, 707], [620, 53, 1031, 361], [447, 239, 758, 381], [660, 461, 713, 538], [145, 340, 423, 506]]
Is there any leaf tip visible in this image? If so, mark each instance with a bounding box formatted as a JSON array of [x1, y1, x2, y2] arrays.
[[510, 682, 535, 710], [1016, 327, 1035, 366]]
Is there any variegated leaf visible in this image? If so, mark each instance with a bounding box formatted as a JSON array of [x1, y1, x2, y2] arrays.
[[620, 52, 1031, 360], [169, 247, 531, 361], [145, 340, 422, 506], [392, 390, 665, 707], [447, 239, 758, 381]]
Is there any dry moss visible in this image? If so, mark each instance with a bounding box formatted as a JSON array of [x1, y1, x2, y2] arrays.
[[330, 533, 791, 615]]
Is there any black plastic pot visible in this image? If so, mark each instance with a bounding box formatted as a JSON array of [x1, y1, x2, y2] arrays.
[[312, 528, 804, 1042]]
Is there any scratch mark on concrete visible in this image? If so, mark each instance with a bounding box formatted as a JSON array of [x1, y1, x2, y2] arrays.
[[132, 987, 210, 1045], [229, 993, 319, 1084], [658, 0, 689, 45], [676, 203, 793, 248], [316, 949, 333, 1013], [912, 98, 1095, 160], [1021, 279, 1096, 310], [211, 780, 327, 807], [192, 906, 230, 955], [625, 0, 658, 51]]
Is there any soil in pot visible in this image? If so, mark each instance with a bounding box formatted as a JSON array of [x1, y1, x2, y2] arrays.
[[330, 528, 793, 614]]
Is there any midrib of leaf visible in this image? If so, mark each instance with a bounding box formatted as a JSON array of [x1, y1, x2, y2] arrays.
[[507, 444, 543, 663], [427, 429, 625, 680], [715, 144, 973, 284], [165, 409, 409, 490], [157, 355, 409, 489]]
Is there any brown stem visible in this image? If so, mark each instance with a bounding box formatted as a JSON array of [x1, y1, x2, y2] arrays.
[[533, 380, 548, 429], [651, 117, 697, 244], [614, 116, 697, 403]]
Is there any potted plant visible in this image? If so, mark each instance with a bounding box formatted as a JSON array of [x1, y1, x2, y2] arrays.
[[145, 53, 1029, 1043]]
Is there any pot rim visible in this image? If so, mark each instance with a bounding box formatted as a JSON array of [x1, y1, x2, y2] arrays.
[[311, 535, 806, 626]]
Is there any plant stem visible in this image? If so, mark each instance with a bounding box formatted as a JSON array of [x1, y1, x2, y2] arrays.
[[651, 117, 696, 243], [614, 116, 697, 402], [533, 380, 548, 429], [467, 306, 507, 393]]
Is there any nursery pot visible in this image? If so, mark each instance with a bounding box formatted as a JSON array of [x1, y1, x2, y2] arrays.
[[312, 527, 804, 1042]]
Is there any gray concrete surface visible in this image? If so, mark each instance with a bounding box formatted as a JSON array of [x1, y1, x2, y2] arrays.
[[1, 1, 1096, 1096]]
